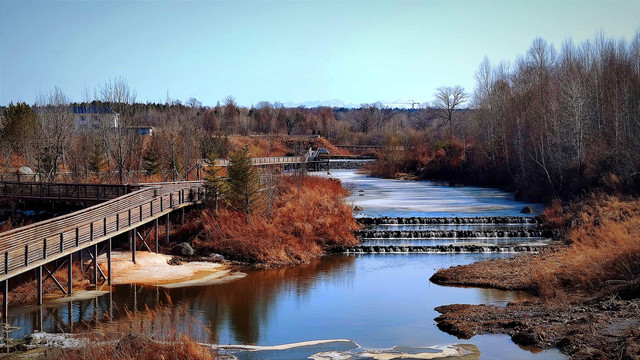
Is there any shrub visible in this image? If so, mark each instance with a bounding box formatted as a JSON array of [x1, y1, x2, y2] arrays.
[[194, 175, 359, 267]]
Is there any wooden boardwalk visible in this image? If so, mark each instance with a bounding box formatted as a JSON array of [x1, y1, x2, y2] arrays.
[[213, 156, 306, 167], [0, 153, 357, 323], [0, 180, 206, 322]]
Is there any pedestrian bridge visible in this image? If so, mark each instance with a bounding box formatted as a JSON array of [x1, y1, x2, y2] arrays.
[[0, 180, 206, 323]]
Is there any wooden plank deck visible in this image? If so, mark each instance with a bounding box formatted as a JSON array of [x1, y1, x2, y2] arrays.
[[0, 181, 205, 283]]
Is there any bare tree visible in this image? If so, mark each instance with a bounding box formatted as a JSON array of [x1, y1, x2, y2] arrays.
[[433, 85, 468, 139], [98, 77, 138, 184], [35, 87, 74, 182]]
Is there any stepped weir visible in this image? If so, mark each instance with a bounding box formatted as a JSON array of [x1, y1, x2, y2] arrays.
[[350, 216, 555, 254]]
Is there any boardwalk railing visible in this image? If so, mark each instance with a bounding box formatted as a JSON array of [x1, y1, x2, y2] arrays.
[[0, 181, 205, 282], [1, 182, 141, 202], [213, 156, 306, 167]]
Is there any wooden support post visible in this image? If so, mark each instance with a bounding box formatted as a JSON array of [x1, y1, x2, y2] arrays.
[[107, 238, 112, 285], [92, 244, 97, 287], [37, 266, 43, 306], [131, 230, 136, 264], [2, 280, 8, 324], [154, 218, 159, 254], [67, 253, 73, 295], [165, 214, 170, 244]]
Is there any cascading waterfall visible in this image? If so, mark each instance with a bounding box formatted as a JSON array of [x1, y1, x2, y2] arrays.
[[344, 244, 544, 254], [357, 216, 542, 225], [356, 229, 556, 239]]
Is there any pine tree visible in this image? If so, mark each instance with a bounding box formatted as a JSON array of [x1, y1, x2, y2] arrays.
[[226, 147, 262, 219], [88, 144, 106, 174], [142, 143, 160, 177]]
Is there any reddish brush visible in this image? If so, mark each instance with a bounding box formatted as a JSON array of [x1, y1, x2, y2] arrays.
[[532, 194, 640, 299], [195, 175, 359, 267]]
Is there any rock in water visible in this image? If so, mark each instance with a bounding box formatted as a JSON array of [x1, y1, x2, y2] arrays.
[[172, 242, 195, 257], [520, 206, 535, 214]]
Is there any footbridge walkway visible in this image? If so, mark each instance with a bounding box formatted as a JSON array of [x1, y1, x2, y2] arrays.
[[0, 180, 206, 323], [0, 153, 375, 323]]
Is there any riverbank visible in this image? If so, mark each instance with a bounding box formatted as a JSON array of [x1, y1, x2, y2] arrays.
[[97, 251, 245, 287], [430, 194, 640, 359]]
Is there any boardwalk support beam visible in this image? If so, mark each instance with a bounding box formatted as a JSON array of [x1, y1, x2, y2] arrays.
[[165, 214, 170, 244], [36, 266, 42, 306], [67, 253, 73, 295], [2, 280, 8, 323], [154, 218, 159, 254]]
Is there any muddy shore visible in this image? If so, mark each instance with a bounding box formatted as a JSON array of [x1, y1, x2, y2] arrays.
[[430, 248, 640, 360]]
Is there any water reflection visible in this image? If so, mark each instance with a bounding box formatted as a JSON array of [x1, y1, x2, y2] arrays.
[[7, 253, 564, 359], [7, 255, 356, 344]]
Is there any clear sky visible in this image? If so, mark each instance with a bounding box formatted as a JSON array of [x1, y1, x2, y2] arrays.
[[1, 0, 639, 107]]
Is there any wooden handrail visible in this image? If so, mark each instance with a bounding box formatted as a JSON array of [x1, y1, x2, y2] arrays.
[[0, 181, 205, 280]]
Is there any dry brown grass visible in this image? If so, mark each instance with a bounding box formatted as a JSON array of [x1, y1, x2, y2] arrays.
[[228, 136, 291, 157], [194, 175, 359, 267], [45, 302, 219, 360], [45, 334, 217, 360], [227, 135, 350, 158], [1, 262, 91, 305], [532, 194, 640, 298]]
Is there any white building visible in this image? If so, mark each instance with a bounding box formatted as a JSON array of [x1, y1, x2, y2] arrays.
[[73, 107, 119, 131]]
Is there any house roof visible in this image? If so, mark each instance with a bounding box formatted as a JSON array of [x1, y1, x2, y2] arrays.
[[72, 107, 115, 114]]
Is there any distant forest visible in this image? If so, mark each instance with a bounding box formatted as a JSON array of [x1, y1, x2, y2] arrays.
[[1, 30, 639, 200]]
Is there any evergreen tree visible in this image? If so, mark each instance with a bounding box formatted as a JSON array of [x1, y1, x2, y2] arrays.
[[3, 102, 38, 162], [88, 144, 106, 174], [226, 147, 262, 218], [142, 143, 160, 176]]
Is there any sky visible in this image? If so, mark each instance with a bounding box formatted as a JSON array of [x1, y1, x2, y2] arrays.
[[1, 0, 639, 107]]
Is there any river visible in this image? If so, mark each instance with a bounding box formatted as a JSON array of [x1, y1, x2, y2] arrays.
[[6, 170, 565, 359]]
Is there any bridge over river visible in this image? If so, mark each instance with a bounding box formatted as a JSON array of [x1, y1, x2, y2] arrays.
[[0, 154, 374, 323], [0, 180, 206, 323]]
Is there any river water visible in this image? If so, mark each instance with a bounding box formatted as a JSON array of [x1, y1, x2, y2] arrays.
[[7, 170, 565, 359]]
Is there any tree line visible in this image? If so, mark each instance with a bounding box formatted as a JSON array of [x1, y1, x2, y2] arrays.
[[371, 30, 640, 200], [0, 77, 467, 184]]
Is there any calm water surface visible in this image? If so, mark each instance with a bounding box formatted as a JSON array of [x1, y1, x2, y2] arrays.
[[7, 170, 564, 359]]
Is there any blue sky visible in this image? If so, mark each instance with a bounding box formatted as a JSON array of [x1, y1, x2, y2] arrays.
[[1, 0, 639, 107]]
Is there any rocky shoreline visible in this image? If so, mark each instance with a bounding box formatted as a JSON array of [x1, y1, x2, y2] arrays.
[[429, 248, 640, 360]]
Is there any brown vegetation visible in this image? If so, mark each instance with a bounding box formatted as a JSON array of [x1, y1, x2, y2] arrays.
[[43, 302, 218, 360], [0, 262, 90, 305], [192, 175, 359, 267], [431, 195, 640, 359], [44, 334, 216, 360], [532, 193, 640, 298], [433, 194, 640, 300]]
